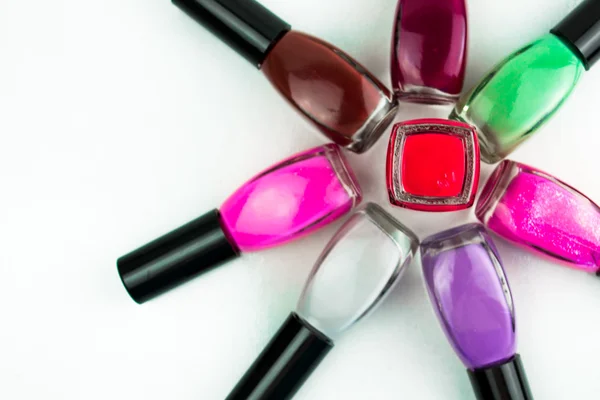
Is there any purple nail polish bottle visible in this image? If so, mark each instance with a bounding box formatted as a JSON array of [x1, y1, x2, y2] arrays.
[[421, 224, 533, 400]]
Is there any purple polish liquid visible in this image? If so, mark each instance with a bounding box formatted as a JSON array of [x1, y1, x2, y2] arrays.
[[422, 234, 516, 370]]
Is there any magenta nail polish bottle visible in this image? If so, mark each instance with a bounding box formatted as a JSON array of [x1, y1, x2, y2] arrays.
[[391, 0, 468, 104], [421, 224, 533, 400], [477, 160, 600, 274], [117, 144, 362, 304]]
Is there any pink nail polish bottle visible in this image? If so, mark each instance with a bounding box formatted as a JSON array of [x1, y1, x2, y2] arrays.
[[391, 0, 468, 104], [477, 160, 600, 274], [117, 144, 362, 303]]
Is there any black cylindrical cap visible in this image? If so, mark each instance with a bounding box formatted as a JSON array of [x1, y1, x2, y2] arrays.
[[468, 355, 532, 400], [227, 313, 333, 400], [172, 0, 291, 68], [117, 209, 239, 304], [551, 0, 600, 69]]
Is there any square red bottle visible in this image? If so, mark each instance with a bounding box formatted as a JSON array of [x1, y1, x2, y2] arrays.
[[386, 118, 479, 212]]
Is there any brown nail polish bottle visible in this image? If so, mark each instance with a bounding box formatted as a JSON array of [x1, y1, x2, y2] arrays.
[[172, 0, 398, 153]]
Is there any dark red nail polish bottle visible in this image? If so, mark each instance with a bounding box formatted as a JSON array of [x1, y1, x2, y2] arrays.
[[172, 0, 398, 153], [391, 0, 468, 104]]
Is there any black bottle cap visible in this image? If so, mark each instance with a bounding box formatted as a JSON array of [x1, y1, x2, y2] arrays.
[[227, 313, 333, 400], [117, 209, 239, 304], [551, 0, 600, 69], [468, 355, 532, 400], [172, 0, 291, 68]]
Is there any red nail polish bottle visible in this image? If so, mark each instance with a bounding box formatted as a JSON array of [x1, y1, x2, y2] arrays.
[[391, 0, 468, 104], [173, 0, 398, 153], [386, 118, 480, 212]]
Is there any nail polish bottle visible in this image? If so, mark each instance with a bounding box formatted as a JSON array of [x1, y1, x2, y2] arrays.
[[227, 203, 419, 400], [386, 118, 479, 212], [477, 160, 600, 275], [173, 0, 398, 153], [391, 0, 468, 104], [450, 0, 600, 163], [421, 224, 533, 400], [117, 144, 362, 304]]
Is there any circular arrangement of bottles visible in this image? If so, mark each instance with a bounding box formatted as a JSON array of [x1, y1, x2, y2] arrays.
[[116, 0, 600, 399]]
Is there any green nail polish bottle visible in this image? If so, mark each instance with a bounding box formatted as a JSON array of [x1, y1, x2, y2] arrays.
[[451, 0, 600, 163]]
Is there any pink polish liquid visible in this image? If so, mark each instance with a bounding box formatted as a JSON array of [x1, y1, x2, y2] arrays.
[[220, 145, 362, 252], [477, 160, 600, 273]]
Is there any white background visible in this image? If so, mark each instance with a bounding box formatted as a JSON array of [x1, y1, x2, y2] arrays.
[[0, 0, 598, 398]]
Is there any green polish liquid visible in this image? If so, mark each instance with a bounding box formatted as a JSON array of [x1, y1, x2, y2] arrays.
[[450, 34, 584, 163]]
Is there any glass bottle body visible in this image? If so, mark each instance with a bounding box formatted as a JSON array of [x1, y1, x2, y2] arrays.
[[476, 160, 600, 273], [220, 144, 362, 252], [296, 203, 418, 339], [263, 31, 398, 153], [391, 0, 468, 104], [451, 34, 584, 163]]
